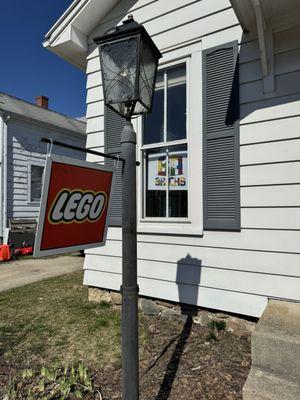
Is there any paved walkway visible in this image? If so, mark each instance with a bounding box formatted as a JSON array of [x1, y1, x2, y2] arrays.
[[0, 254, 84, 292]]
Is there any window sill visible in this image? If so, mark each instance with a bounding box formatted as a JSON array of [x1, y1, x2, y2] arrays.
[[140, 217, 190, 223], [138, 220, 203, 236], [27, 201, 40, 206]]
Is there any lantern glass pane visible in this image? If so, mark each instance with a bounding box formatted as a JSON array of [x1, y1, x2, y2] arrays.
[[101, 36, 139, 114], [137, 39, 158, 112], [132, 101, 147, 114]]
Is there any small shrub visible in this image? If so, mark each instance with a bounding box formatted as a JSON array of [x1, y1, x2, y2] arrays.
[[208, 319, 226, 332], [215, 320, 227, 331]]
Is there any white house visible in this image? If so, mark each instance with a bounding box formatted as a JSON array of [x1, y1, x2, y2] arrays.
[[0, 93, 86, 239], [44, 0, 300, 319]]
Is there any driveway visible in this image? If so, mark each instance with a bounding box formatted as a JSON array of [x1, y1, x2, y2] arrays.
[[0, 254, 84, 292]]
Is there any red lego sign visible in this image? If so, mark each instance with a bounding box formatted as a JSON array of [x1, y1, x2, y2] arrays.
[[34, 155, 115, 257]]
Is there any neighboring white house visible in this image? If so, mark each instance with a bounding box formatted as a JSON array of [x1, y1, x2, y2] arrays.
[[44, 0, 300, 318], [0, 93, 86, 239]]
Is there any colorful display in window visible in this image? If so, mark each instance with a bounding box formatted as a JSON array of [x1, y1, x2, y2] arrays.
[[148, 151, 188, 191]]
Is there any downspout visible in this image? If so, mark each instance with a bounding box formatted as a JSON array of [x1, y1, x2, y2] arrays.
[[1, 114, 9, 239], [0, 115, 3, 239]]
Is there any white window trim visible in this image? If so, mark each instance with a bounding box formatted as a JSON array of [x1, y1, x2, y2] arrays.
[[27, 161, 45, 205], [136, 48, 203, 236]]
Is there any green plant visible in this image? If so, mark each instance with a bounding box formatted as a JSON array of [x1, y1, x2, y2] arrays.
[[206, 332, 217, 342], [208, 319, 226, 332], [5, 378, 17, 399], [215, 320, 226, 331], [22, 368, 34, 379], [5, 363, 95, 399], [40, 366, 57, 381], [38, 378, 45, 392], [99, 300, 110, 309], [59, 377, 72, 398], [26, 387, 34, 400]]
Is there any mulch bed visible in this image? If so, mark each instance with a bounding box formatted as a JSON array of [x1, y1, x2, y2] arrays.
[[0, 313, 251, 400], [97, 315, 251, 400]]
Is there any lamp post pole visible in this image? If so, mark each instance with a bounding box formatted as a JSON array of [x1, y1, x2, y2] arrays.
[[93, 16, 162, 400], [121, 118, 139, 400]]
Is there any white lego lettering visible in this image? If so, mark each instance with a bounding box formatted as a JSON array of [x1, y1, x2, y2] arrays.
[[49, 190, 107, 224]]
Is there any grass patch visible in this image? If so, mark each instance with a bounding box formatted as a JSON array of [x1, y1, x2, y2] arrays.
[[0, 272, 125, 369]]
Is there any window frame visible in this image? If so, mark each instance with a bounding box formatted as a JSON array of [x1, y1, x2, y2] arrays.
[[27, 161, 45, 204], [136, 48, 204, 236]]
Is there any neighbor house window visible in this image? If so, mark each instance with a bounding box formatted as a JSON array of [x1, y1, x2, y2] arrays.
[[142, 64, 188, 218], [30, 164, 44, 202]]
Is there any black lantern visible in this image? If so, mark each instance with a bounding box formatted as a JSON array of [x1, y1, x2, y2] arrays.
[[94, 15, 162, 119]]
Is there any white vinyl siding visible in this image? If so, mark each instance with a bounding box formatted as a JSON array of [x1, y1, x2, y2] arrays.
[[83, 0, 300, 317], [7, 119, 86, 221]]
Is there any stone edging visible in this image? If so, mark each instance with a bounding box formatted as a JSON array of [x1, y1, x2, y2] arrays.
[[88, 287, 256, 338]]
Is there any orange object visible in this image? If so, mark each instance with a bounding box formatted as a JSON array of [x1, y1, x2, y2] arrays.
[[0, 244, 11, 261]]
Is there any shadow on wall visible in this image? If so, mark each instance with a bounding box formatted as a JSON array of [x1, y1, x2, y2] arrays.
[[209, 31, 300, 125], [176, 254, 201, 314], [155, 254, 202, 400], [90, 0, 142, 40], [238, 31, 300, 121]]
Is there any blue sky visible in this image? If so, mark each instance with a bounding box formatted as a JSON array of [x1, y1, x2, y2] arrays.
[[0, 0, 86, 118]]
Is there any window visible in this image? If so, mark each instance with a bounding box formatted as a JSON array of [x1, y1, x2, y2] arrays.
[[142, 64, 188, 219], [29, 164, 44, 203]]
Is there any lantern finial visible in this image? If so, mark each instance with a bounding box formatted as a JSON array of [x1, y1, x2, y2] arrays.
[[123, 14, 134, 25]]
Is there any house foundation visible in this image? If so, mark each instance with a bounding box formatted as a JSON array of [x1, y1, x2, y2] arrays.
[[243, 300, 300, 399]]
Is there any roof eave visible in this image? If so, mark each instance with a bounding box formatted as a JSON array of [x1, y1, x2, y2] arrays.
[[1, 111, 86, 137], [230, 0, 300, 35], [44, 24, 88, 71], [229, 0, 253, 32], [44, 0, 121, 70]]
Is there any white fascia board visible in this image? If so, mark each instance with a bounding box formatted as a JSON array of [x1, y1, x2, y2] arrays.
[[44, 0, 89, 43], [45, 0, 83, 39]]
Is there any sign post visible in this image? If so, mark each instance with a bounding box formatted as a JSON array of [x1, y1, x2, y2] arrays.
[[34, 155, 115, 257]]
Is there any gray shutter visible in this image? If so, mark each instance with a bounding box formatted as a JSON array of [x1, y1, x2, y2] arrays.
[[203, 41, 240, 230], [105, 106, 125, 226]]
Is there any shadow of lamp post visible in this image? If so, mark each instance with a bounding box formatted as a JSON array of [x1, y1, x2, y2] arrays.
[[94, 15, 162, 400]]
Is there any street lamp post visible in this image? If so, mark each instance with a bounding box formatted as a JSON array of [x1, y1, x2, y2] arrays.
[[94, 16, 162, 400]]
